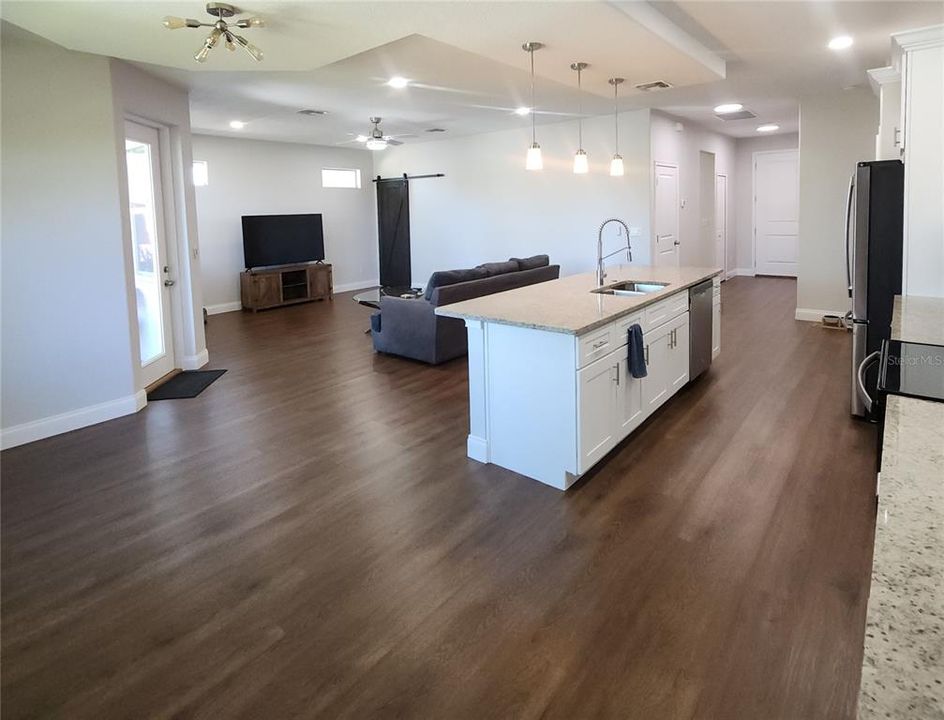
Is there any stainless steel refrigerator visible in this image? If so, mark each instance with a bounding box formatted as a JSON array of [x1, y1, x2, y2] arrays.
[[846, 160, 904, 419]]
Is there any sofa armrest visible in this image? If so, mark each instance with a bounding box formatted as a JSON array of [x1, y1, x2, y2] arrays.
[[372, 296, 439, 362]]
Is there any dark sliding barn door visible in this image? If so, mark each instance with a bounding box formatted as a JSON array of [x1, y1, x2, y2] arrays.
[[376, 179, 411, 287]]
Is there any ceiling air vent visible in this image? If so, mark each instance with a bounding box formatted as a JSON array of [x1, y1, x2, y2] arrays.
[[425, 128, 447, 133], [714, 109, 756, 121], [635, 80, 673, 91], [297, 109, 328, 116]]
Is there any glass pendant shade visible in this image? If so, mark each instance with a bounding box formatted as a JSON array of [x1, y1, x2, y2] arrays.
[[610, 155, 625, 177], [162, 16, 187, 29], [573, 150, 589, 174], [526, 143, 543, 171]]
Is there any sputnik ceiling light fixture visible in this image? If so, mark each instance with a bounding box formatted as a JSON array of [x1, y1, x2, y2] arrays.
[[609, 78, 625, 177], [162, 3, 264, 63], [571, 62, 589, 174], [522, 41, 544, 171]]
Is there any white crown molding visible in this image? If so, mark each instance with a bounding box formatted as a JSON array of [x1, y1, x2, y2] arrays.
[[892, 24, 944, 70], [867, 66, 901, 95]]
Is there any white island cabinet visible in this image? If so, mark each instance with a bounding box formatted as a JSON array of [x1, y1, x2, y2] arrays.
[[437, 266, 722, 490]]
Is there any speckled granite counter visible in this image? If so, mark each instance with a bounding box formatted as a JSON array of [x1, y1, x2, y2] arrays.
[[436, 265, 721, 334], [891, 295, 944, 345], [858, 394, 944, 718]]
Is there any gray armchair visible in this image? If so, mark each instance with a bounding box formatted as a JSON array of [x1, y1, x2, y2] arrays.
[[371, 260, 560, 364]]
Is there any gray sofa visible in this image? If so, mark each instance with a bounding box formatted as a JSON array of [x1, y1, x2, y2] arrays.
[[370, 255, 560, 364]]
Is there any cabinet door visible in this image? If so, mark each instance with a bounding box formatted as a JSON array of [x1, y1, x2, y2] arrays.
[[642, 325, 670, 413], [577, 353, 619, 474], [617, 351, 644, 435], [712, 298, 721, 359], [309, 266, 332, 299], [256, 274, 282, 308], [668, 315, 690, 394]]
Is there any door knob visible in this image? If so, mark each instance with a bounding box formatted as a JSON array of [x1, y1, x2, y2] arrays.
[[164, 279, 176, 287]]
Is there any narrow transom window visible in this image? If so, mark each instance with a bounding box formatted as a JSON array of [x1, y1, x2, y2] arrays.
[[192, 160, 209, 187], [321, 168, 361, 189]]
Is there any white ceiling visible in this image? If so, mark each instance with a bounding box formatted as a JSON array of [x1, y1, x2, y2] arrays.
[[2, 1, 942, 144]]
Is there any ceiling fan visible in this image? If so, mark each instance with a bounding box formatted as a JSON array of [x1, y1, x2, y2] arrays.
[[342, 118, 414, 151], [162, 3, 264, 63]]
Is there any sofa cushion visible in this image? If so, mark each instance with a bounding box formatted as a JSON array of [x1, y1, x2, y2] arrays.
[[478, 260, 519, 277], [424, 267, 487, 301], [511, 254, 550, 271]]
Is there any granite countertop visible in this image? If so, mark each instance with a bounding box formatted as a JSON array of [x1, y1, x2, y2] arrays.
[[435, 265, 722, 335], [858, 394, 944, 719], [891, 295, 944, 345]]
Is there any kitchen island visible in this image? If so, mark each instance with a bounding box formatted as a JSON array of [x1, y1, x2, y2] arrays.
[[436, 265, 722, 489]]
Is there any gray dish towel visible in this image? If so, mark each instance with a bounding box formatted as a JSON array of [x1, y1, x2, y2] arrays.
[[628, 323, 647, 378]]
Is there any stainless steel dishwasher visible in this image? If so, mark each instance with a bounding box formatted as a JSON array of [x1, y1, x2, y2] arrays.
[[689, 279, 713, 380]]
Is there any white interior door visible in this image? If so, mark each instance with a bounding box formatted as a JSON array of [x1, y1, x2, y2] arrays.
[[654, 162, 680, 266], [715, 174, 727, 275], [125, 121, 176, 387], [754, 150, 799, 276]]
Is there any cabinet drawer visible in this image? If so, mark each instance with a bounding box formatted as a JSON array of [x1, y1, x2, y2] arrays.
[[613, 312, 644, 349], [644, 291, 688, 331], [577, 326, 614, 368]]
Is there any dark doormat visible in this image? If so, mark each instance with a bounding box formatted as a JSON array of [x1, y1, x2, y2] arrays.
[[147, 370, 227, 400]]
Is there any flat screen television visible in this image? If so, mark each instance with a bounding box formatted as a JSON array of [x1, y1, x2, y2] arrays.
[[241, 213, 325, 269]]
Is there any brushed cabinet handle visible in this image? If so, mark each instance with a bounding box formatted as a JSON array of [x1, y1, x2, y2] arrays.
[[592, 339, 607, 350], [644, 345, 649, 365]]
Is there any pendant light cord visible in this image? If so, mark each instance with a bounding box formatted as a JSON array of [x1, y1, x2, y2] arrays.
[[577, 66, 583, 149], [613, 81, 619, 155], [530, 48, 536, 144]]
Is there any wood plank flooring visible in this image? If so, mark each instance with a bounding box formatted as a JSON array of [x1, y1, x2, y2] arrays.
[[1, 277, 879, 719]]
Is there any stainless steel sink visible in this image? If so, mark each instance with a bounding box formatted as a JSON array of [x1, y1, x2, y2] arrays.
[[591, 280, 669, 296]]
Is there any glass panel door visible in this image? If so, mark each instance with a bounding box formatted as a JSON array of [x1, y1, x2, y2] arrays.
[[125, 122, 175, 386]]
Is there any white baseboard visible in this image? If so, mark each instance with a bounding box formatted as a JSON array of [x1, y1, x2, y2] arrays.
[[335, 278, 380, 293], [205, 301, 242, 315], [467, 435, 488, 463], [1, 389, 147, 451], [181, 349, 209, 370], [730, 267, 756, 278], [795, 307, 848, 323]]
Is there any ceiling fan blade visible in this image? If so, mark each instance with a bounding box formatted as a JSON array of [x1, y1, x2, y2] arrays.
[[387, 139, 404, 146]]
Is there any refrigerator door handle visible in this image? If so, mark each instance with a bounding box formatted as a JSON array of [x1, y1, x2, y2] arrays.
[[844, 173, 855, 298], [857, 350, 881, 415]]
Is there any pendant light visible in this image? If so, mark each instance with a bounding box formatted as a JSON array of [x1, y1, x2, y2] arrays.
[[571, 62, 589, 174], [522, 42, 544, 170], [609, 77, 625, 177]]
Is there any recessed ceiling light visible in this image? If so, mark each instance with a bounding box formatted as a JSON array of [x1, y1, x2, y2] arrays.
[[828, 35, 854, 50], [756, 124, 780, 133], [229, 120, 245, 129], [713, 103, 743, 114], [387, 76, 409, 89], [514, 106, 531, 116]]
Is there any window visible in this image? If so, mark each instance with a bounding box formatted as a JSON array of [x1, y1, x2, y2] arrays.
[[192, 160, 209, 187], [322, 168, 361, 189]]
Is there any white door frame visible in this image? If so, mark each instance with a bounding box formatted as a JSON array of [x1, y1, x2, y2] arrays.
[[652, 160, 681, 266], [123, 115, 188, 389], [715, 173, 728, 278], [751, 149, 799, 275]]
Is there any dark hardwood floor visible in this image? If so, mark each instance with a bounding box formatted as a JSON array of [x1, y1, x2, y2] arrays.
[[1, 277, 878, 719]]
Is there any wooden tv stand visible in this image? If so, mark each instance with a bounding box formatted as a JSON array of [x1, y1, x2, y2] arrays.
[[240, 263, 333, 312]]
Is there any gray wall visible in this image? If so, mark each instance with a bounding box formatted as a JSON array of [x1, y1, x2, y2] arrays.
[[374, 110, 652, 287], [798, 88, 878, 315], [191, 134, 379, 310], [1, 26, 136, 438]]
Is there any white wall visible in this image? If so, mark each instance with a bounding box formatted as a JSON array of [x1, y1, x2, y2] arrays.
[[191, 135, 378, 310], [373, 110, 652, 287], [650, 111, 736, 272], [732, 132, 799, 275], [1, 25, 139, 448], [797, 88, 879, 317]]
